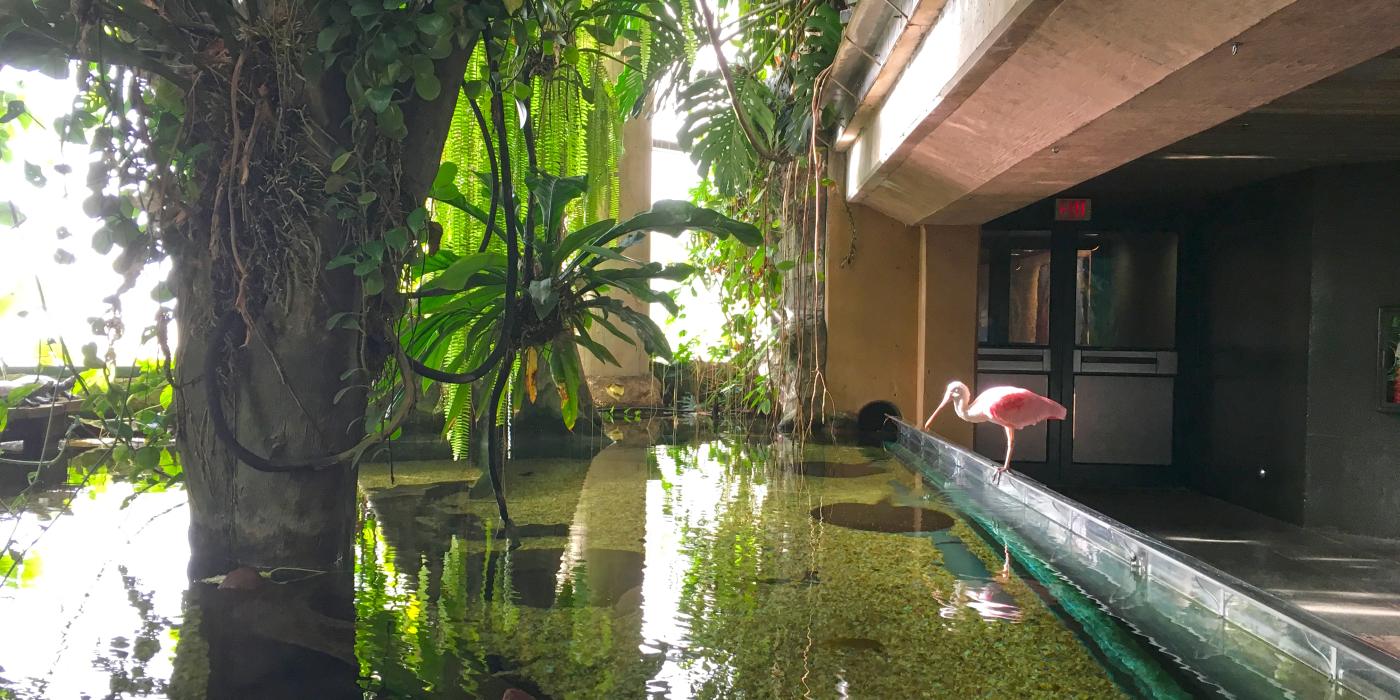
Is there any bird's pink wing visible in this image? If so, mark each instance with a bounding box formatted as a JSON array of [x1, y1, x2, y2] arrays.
[[984, 388, 1066, 429]]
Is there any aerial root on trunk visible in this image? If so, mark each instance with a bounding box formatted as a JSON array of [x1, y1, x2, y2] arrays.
[[204, 309, 417, 472]]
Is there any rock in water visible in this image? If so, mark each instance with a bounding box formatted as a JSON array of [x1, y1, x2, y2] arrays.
[[502, 689, 535, 700]]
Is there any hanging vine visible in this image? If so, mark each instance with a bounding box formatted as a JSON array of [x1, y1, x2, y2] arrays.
[[0, 0, 750, 544], [672, 0, 846, 428]]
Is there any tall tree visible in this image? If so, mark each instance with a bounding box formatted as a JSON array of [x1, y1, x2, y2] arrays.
[[0, 0, 754, 576]]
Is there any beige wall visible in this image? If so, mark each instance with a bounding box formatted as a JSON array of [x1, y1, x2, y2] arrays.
[[823, 196, 922, 421], [917, 225, 977, 447], [824, 190, 978, 446]]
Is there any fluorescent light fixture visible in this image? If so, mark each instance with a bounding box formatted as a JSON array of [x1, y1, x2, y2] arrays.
[[1157, 154, 1276, 161]]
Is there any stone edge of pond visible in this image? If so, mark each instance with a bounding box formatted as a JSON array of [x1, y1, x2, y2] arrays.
[[891, 420, 1400, 700]]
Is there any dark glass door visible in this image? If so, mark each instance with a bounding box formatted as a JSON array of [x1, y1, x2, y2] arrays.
[[977, 229, 1179, 484], [976, 233, 1055, 476]]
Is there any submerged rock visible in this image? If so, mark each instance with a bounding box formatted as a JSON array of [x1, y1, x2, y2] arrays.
[[787, 460, 886, 478], [810, 499, 954, 533]]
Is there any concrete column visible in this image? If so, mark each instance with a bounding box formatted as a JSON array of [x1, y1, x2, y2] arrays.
[[917, 225, 978, 447], [580, 113, 662, 407]]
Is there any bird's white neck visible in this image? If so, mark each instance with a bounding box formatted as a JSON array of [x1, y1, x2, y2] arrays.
[[947, 382, 978, 423], [951, 394, 973, 422]]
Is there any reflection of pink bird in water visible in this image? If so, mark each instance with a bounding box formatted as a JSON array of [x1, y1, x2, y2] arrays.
[[924, 381, 1067, 478]]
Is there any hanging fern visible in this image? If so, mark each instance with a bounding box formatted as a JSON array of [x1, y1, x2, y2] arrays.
[[427, 0, 701, 456]]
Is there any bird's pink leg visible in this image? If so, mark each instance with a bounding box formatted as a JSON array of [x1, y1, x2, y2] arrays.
[[998, 426, 1016, 478]]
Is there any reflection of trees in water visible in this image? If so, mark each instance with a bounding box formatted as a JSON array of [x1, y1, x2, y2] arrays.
[[354, 515, 653, 698], [664, 438, 809, 697], [92, 565, 174, 698]]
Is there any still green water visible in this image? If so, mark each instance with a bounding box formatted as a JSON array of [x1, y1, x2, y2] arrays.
[[0, 435, 1138, 698], [354, 438, 1126, 699]]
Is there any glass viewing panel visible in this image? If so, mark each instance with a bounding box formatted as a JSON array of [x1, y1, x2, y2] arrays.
[[1075, 231, 1178, 348], [1009, 247, 1052, 345], [977, 234, 1051, 346]]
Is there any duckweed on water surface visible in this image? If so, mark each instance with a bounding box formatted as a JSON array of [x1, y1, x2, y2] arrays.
[[355, 439, 1127, 699]]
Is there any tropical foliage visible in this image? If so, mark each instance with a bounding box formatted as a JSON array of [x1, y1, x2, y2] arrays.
[[0, 0, 756, 548], [417, 0, 704, 457], [411, 171, 759, 434], [670, 0, 845, 419]]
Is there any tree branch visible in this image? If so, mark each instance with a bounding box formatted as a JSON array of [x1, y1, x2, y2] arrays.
[[695, 0, 790, 164]]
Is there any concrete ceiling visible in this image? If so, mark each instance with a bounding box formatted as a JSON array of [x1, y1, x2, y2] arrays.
[[1067, 49, 1400, 199], [834, 0, 1400, 226]]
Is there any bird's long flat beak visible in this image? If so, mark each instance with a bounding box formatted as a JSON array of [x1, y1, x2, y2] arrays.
[[924, 397, 949, 431]]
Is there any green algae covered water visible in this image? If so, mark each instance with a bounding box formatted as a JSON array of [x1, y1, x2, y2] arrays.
[[353, 438, 1192, 699], [0, 433, 1209, 698]]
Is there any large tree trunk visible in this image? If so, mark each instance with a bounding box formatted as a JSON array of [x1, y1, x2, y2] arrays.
[[173, 257, 367, 576], [166, 30, 469, 577]]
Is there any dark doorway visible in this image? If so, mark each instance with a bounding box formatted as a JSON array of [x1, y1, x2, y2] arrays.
[[977, 227, 1179, 485], [856, 401, 900, 443]]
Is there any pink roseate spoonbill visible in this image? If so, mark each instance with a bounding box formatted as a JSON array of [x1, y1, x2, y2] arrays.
[[923, 381, 1066, 477]]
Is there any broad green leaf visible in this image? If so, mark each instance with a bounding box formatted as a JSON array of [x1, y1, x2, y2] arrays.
[[424, 251, 504, 291], [377, 104, 407, 139], [385, 226, 409, 251], [415, 73, 442, 101], [316, 26, 344, 52], [150, 281, 174, 302], [407, 207, 427, 233], [574, 333, 619, 367], [23, 161, 45, 187], [601, 200, 762, 248], [528, 173, 588, 246], [559, 343, 581, 429], [366, 86, 394, 113], [417, 13, 450, 36], [615, 307, 672, 360], [363, 270, 386, 296], [81, 342, 102, 369], [2, 382, 41, 408], [555, 219, 616, 267], [0, 201, 24, 228], [0, 100, 24, 124]]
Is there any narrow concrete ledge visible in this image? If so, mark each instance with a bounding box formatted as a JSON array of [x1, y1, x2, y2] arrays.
[[891, 420, 1400, 699]]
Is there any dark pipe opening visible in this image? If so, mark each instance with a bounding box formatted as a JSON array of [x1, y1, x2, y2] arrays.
[[856, 401, 900, 442]]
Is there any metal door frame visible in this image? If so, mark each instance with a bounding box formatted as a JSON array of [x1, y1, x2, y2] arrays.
[[978, 225, 1181, 486]]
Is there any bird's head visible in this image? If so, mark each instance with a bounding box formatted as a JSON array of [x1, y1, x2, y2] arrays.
[[924, 381, 971, 430]]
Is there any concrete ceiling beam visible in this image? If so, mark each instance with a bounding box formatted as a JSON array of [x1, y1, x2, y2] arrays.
[[841, 0, 1400, 226]]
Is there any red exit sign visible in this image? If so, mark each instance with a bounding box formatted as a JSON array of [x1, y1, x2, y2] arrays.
[[1055, 198, 1092, 221]]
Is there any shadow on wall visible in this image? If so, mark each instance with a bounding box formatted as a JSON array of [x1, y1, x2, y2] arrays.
[[857, 401, 901, 443]]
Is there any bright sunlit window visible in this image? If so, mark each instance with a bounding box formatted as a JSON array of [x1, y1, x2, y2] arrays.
[[0, 68, 171, 368]]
